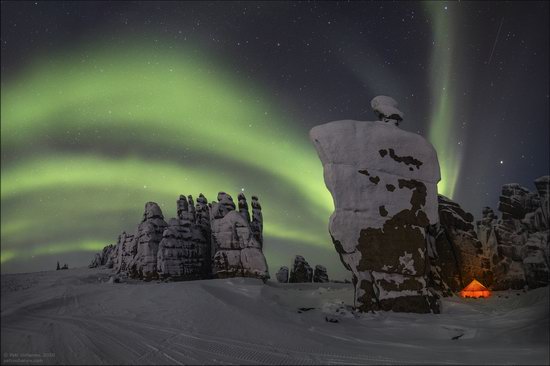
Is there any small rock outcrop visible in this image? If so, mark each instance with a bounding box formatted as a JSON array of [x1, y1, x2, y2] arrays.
[[211, 192, 269, 280], [251, 196, 263, 247], [309, 96, 441, 313], [88, 244, 115, 268], [313, 265, 329, 283], [289, 255, 313, 283], [276, 266, 289, 283]]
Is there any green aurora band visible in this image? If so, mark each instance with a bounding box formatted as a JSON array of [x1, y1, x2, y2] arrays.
[[1, 33, 457, 270], [426, 3, 461, 198], [1, 40, 334, 267]]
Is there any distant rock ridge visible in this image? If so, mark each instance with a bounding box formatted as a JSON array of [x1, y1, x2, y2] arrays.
[[276, 257, 330, 283], [476, 176, 549, 290], [90, 192, 269, 281]]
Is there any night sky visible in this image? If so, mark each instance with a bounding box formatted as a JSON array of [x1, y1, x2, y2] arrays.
[[1, 1, 548, 278]]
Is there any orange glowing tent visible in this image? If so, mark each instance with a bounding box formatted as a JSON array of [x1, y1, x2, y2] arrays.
[[460, 279, 491, 298]]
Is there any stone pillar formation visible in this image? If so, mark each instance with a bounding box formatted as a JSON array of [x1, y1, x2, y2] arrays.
[[309, 95, 441, 313], [93, 191, 269, 282]]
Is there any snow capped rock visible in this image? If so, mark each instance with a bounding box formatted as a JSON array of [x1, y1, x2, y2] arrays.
[[211, 192, 269, 280], [370, 95, 404, 126], [276, 266, 289, 283], [289, 255, 313, 283], [128, 202, 168, 280], [92, 191, 269, 282], [313, 265, 329, 283], [310, 98, 441, 313]]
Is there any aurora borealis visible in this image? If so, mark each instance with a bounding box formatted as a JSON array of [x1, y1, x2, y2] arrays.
[[1, 41, 335, 272], [1, 1, 548, 277]]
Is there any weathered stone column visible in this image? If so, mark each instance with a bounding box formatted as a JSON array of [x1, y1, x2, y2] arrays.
[[309, 95, 441, 313]]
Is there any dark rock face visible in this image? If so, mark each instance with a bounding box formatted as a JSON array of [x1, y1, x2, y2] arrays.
[[355, 179, 439, 313], [251, 196, 263, 248], [313, 265, 329, 283], [276, 266, 289, 283], [289, 255, 313, 283], [92, 191, 269, 282], [476, 176, 549, 290], [195, 193, 212, 276], [428, 195, 493, 295]]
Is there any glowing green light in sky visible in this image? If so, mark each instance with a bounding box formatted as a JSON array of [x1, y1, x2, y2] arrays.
[[426, 3, 462, 198], [1, 39, 335, 269]]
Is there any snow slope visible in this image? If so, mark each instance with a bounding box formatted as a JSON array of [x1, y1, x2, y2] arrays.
[[1, 267, 548, 365]]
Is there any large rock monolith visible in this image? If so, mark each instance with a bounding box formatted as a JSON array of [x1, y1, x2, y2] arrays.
[[309, 95, 441, 313]]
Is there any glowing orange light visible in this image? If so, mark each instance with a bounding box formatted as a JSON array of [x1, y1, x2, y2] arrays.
[[460, 279, 491, 298]]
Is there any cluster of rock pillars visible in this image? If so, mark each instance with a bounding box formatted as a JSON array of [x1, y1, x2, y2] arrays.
[[275, 255, 330, 283], [90, 192, 269, 281], [91, 95, 549, 314]]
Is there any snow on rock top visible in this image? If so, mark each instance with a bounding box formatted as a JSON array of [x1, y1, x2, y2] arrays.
[[370, 95, 404, 124]]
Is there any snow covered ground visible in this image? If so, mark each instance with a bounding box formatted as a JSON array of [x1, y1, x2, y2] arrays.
[[1, 267, 548, 365]]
